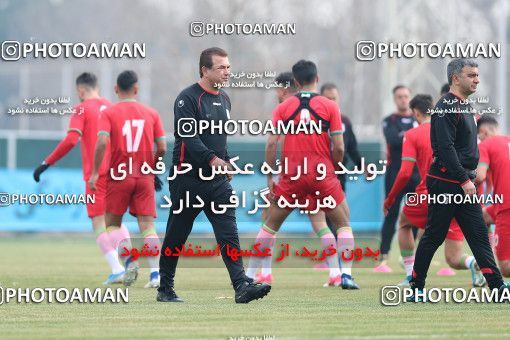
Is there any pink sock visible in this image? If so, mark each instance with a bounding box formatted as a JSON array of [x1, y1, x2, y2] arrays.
[[256, 228, 276, 250], [96, 232, 114, 255], [144, 234, 161, 272], [337, 227, 355, 276], [320, 232, 340, 277], [144, 234, 160, 252], [108, 224, 132, 251], [247, 227, 276, 278]]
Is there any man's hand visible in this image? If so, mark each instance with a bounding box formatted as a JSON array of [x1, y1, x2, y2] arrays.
[[461, 180, 476, 196], [210, 157, 233, 179], [88, 173, 99, 191], [267, 176, 274, 193], [210, 157, 232, 170], [154, 176, 163, 191], [267, 176, 276, 203], [33, 162, 50, 182], [383, 197, 394, 216]]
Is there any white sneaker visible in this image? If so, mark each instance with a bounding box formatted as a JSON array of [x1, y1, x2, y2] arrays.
[[103, 271, 125, 285], [123, 256, 139, 287], [144, 271, 160, 288], [470, 260, 487, 287]]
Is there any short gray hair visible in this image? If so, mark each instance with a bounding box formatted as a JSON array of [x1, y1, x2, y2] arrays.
[[447, 59, 478, 85]]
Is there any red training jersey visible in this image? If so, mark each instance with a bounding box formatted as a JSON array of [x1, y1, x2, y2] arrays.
[[478, 135, 510, 212], [401, 122, 432, 193], [69, 98, 111, 180], [385, 121, 431, 208], [271, 92, 343, 176], [98, 99, 166, 179]]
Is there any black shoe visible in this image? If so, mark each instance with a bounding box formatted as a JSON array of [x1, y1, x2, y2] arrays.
[[407, 281, 425, 302], [341, 274, 360, 290], [156, 287, 184, 302], [496, 282, 510, 303], [406, 288, 424, 302], [235, 281, 271, 304]]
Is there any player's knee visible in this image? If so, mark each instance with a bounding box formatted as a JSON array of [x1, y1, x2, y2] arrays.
[[500, 267, 510, 277], [399, 222, 412, 231], [444, 253, 459, 268], [499, 261, 510, 277]]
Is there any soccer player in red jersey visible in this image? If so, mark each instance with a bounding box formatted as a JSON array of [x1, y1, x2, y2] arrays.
[[481, 175, 498, 225], [384, 94, 485, 287], [33, 72, 131, 284], [472, 112, 498, 250], [476, 115, 510, 276], [477, 170, 498, 251], [246, 72, 340, 285], [484, 202, 498, 252], [88, 70, 167, 288], [377, 85, 420, 273], [255, 60, 359, 289]]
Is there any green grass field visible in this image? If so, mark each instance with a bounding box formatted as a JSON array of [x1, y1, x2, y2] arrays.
[[0, 234, 509, 339]]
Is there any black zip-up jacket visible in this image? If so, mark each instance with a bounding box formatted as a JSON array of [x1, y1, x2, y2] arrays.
[[341, 115, 362, 167], [428, 92, 478, 185], [172, 83, 231, 177], [382, 112, 418, 170]]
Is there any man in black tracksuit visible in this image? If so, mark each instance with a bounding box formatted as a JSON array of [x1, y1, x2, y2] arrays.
[[320, 83, 363, 193], [338, 115, 363, 191], [157, 47, 271, 303], [411, 59, 506, 293], [379, 86, 420, 265], [320, 83, 363, 239]]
